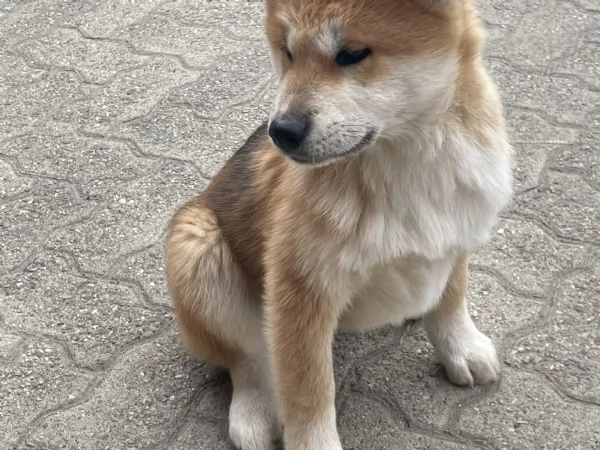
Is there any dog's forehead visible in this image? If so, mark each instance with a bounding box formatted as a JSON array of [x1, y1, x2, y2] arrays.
[[280, 12, 344, 55]]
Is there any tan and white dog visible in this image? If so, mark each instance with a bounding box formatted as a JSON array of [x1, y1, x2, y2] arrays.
[[165, 0, 513, 448]]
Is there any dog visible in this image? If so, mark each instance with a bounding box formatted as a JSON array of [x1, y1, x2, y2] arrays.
[[165, 0, 513, 448]]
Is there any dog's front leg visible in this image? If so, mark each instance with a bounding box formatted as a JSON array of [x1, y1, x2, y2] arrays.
[[265, 262, 345, 450]]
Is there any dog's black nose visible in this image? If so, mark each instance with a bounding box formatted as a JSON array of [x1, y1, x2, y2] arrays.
[[268, 115, 310, 153]]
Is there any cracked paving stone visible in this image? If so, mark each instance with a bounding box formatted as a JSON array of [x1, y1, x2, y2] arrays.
[[112, 243, 170, 307], [1, 252, 169, 368], [0, 179, 99, 272], [45, 160, 205, 274], [154, 0, 264, 41], [0, 124, 157, 198], [59, 57, 198, 131], [505, 252, 600, 403], [471, 218, 588, 296], [0, 159, 35, 199], [339, 394, 475, 450], [458, 369, 600, 449], [505, 108, 579, 145], [27, 332, 210, 450], [490, 59, 600, 125], [168, 49, 272, 119], [0, 339, 94, 449], [113, 102, 249, 178], [513, 171, 600, 244], [15, 26, 149, 85]]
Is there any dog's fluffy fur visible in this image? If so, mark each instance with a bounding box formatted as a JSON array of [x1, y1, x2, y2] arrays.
[[165, 0, 513, 448]]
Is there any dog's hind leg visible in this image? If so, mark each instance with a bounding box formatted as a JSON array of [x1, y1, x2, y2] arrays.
[[166, 201, 278, 450]]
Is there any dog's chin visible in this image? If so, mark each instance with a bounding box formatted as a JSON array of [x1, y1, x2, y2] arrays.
[[285, 129, 377, 167]]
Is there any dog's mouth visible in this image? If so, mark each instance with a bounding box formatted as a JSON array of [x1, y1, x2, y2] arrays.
[[290, 129, 377, 166]]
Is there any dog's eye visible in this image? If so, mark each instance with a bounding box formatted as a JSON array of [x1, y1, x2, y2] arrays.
[[335, 48, 371, 67], [283, 47, 293, 62]]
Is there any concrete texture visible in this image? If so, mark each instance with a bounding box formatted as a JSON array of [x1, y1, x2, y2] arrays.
[[0, 1, 598, 449]]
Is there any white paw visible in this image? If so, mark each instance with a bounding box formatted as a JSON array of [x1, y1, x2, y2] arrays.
[[229, 388, 279, 450], [433, 325, 500, 386]]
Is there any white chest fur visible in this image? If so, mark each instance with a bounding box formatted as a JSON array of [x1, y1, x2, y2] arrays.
[[318, 125, 512, 328], [334, 125, 513, 272]]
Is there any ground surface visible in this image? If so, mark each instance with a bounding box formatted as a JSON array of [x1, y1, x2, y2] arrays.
[[1, 1, 599, 449]]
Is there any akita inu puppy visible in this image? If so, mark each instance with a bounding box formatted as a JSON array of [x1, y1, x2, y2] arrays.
[[166, 0, 513, 448]]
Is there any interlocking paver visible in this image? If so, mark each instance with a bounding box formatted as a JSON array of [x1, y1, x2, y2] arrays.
[[45, 160, 205, 274], [25, 333, 209, 450], [0, 124, 157, 198], [506, 249, 600, 403], [471, 218, 588, 296], [458, 369, 600, 449], [0, 339, 94, 450], [2, 252, 169, 368], [0, 179, 99, 272], [1, 0, 599, 448]]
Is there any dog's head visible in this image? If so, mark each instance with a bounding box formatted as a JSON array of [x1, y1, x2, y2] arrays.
[[265, 0, 478, 165]]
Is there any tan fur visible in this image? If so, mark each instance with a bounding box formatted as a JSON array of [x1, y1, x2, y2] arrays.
[[166, 1, 511, 448]]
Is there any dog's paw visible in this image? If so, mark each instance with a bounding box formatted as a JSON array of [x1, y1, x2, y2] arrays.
[[229, 389, 279, 450], [434, 325, 500, 386]]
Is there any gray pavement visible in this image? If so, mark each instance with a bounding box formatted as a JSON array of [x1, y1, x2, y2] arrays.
[[0, 1, 599, 449]]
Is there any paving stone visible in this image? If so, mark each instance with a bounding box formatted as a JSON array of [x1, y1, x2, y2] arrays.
[[15, 26, 149, 84], [1, 252, 169, 368], [510, 142, 552, 194], [57, 57, 198, 131], [485, 1, 595, 71], [0, 179, 99, 272], [471, 218, 589, 296], [113, 242, 170, 307], [548, 143, 600, 189], [117, 12, 263, 68], [505, 252, 600, 403], [154, 0, 264, 41], [0, 330, 22, 359], [513, 171, 600, 244], [468, 271, 546, 345], [57, 0, 164, 38], [168, 49, 272, 119], [348, 325, 483, 432], [0, 159, 35, 199], [458, 369, 600, 449], [339, 394, 477, 450], [0, 124, 157, 198], [505, 108, 579, 146], [46, 160, 205, 274], [165, 420, 231, 450], [27, 332, 210, 450], [490, 59, 600, 124], [552, 33, 600, 89], [113, 103, 249, 178], [0, 339, 94, 449], [0, 69, 88, 141]]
